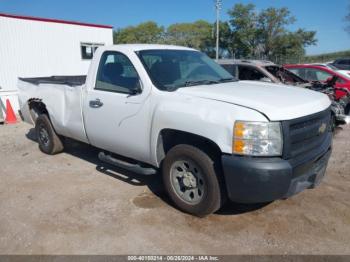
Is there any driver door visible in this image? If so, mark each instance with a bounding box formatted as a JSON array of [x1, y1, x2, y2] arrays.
[[83, 51, 151, 162]]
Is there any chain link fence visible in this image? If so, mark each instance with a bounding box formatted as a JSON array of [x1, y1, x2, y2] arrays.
[[227, 51, 350, 65]]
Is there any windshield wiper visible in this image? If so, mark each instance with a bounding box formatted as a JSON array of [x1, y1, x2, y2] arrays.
[[178, 78, 236, 89], [184, 80, 220, 87], [218, 77, 237, 83]]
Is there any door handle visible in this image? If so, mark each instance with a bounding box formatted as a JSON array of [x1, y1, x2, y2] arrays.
[[89, 98, 104, 108]]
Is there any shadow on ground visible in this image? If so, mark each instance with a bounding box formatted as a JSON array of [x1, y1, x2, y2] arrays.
[[26, 128, 270, 216], [334, 126, 344, 136]]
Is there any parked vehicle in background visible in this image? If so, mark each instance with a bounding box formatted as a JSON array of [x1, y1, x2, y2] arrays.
[[284, 64, 350, 100], [331, 58, 350, 70], [309, 63, 338, 70], [337, 70, 350, 78], [309, 63, 350, 79], [219, 59, 307, 86], [307, 76, 350, 127], [18, 45, 333, 217], [0, 88, 4, 124], [219, 60, 350, 125]]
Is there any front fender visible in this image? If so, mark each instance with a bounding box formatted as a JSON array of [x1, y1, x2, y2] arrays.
[[150, 95, 268, 167]]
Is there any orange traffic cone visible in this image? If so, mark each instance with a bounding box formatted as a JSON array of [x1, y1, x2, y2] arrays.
[[5, 99, 17, 124]]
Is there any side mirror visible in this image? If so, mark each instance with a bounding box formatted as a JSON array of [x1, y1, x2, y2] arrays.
[[129, 87, 141, 95], [128, 81, 142, 96]]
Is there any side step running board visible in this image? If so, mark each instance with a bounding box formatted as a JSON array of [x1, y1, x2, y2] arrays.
[[98, 152, 156, 175]]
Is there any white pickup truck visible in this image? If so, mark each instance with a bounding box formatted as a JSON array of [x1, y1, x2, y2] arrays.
[[19, 44, 332, 216]]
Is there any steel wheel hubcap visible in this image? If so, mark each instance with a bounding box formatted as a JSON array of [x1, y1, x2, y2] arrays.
[[38, 125, 50, 147], [170, 160, 205, 204]]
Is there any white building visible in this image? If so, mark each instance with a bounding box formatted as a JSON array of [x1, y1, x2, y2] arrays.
[[0, 12, 113, 114]]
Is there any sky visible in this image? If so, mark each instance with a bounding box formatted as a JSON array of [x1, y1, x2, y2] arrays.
[[0, 0, 349, 55]]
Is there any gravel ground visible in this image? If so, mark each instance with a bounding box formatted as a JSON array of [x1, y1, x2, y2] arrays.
[[0, 122, 349, 255]]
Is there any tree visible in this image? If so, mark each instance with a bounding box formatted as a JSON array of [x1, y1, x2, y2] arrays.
[[114, 21, 164, 44], [227, 4, 317, 62], [165, 20, 212, 50], [256, 7, 296, 57], [164, 20, 232, 58], [113, 20, 231, 58], [201, 21, 232, 58], [227, 3, 259, 58]]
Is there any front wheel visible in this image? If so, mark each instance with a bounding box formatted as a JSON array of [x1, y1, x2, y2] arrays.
[[330, 113, 336, 131], [345, 104, 350, 116], [162, 144, 225, 217]]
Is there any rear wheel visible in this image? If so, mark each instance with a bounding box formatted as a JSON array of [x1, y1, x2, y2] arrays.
[[35, 114, 64, 155], [162, 144, 225, 217]]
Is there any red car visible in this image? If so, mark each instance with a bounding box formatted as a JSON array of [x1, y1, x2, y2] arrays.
[[284, 64, 350, 100]]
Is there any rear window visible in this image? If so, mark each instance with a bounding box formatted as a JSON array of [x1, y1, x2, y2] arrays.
[[81, 43, 104, 60]]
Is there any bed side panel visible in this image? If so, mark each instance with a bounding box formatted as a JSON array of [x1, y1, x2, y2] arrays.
[[18, 79, 89, 143]]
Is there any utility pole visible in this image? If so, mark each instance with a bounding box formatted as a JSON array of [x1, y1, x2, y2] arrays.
[[215, 0, 222, 61]]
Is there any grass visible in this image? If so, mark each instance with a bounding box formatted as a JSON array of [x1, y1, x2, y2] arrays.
[[303, 50, 350, 63]]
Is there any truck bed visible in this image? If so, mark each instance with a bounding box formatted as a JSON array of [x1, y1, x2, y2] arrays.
[[18, 75, 88, 144], [19, 75, 86, 86]]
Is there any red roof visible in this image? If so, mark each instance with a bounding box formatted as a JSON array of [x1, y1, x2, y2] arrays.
[[0, 12, 113, 29]]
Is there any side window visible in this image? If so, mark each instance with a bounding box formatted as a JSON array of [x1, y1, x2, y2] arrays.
[[238, 66, 267, 81], [287, 68, 300, 76], [81, 43, 104, 60], [303, 68, 332, 81], [95, 51, 141, 94], [290, 68, 306, 80], [315, 70, 332, 81]]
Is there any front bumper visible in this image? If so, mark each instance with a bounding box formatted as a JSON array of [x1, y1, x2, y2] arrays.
[[221, 132, 332, 203]]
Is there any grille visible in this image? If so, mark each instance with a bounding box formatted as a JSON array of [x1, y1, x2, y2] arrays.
[[282, 107, 331, 159]]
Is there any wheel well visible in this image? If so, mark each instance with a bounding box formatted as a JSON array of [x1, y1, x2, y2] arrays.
[[157, 129, 222, 165], [28, 99, 49, 122]]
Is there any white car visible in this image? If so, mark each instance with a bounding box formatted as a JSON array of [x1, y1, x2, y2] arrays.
[[311, 63, 350, 79], [337, 70, 350, 78], [18, 44, 332, 216]]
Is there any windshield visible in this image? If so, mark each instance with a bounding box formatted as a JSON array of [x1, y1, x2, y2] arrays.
[[137, 49, 236, 91], [265, 65, 307, 84]]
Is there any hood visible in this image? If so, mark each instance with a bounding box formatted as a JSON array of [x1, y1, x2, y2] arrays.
[[176, 81, 331, 121]]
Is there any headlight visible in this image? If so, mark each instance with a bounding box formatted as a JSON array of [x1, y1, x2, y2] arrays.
[[233, 121, 283, 156]]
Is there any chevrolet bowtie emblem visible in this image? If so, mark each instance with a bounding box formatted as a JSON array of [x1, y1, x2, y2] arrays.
[[318, 123, 327, 134]]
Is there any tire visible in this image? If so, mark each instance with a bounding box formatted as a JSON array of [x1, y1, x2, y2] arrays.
[[162, 144, 225, 217], [345, 104, 350, 116], [35, 114, 64, 155], [330, 113, 336, 131]]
